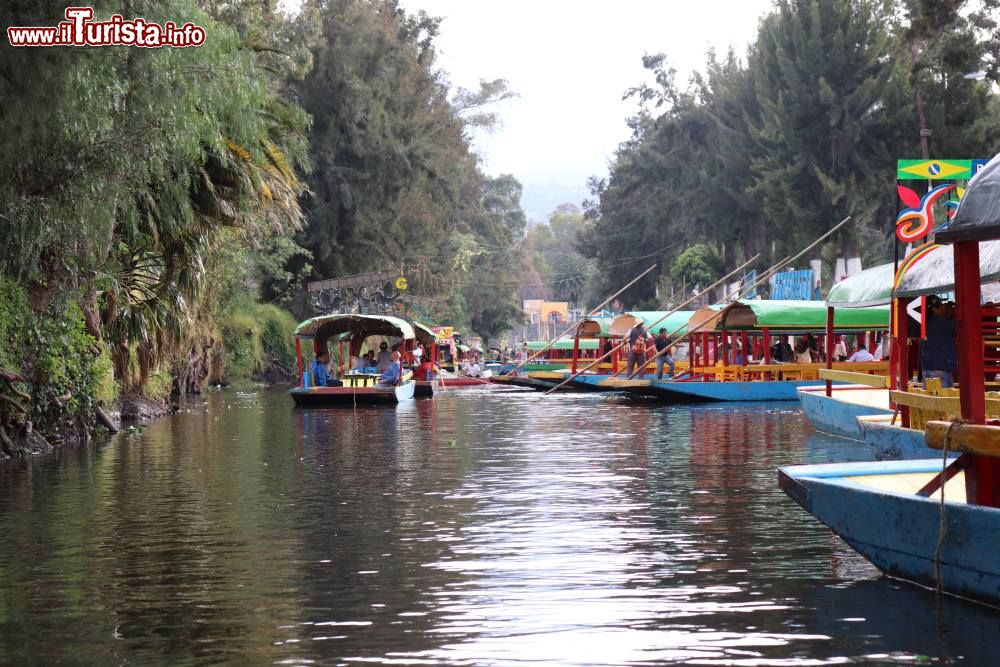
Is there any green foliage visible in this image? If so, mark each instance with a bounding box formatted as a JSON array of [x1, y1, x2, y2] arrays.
[[0, 279, 104, 435], [521, 204, 596, 305], [577, 0, 1000, 303], [671, 244, 722, 288], [219, 303, 298, 386], [296, 2, 522, 340], [0, 279, 30, 373]]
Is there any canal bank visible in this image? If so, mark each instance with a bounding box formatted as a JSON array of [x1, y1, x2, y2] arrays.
[[1, 388, 997, 664]]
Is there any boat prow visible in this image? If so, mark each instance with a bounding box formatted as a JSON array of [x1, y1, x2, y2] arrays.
[[778, 458, 1000, 605], [290, 380, 415, 406], [797, 385, 892, 440]]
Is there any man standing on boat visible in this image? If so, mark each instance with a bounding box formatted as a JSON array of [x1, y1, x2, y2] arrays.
[[626, 322, 649, 377], [377, 351, 402, 387], [654, 328, 674, 379]]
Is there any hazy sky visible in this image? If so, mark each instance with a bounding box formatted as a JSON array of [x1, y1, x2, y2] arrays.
[[284, 0, 777, 219]]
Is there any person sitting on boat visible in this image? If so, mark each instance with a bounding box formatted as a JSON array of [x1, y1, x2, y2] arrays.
[[376, 342, 393, 372], [351, 353, 366, 371], [310, 351, 340, 387], [377, 351, 402, 387], [834, 335, 848, 362], [847, 343, 875, 363], [921, 294, 957, 387], [412, 342, 424, 366], [793, 337, 813, 364]]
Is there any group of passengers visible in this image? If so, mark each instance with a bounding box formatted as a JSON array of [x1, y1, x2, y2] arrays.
[[309, 340, 405, 388]]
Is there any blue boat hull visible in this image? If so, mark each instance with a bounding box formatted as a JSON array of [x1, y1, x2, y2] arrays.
[[634, 379, 827, 402], [858, 418, 932, 460], [798, 389, 892, 440], [779, 459, 1000, 606]]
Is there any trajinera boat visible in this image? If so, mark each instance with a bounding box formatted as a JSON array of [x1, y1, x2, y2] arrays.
[[607, 300, 890, 402], [411, 321, 487, 397], [781, 152, 1000, 606], [289, 313, 415, 406]]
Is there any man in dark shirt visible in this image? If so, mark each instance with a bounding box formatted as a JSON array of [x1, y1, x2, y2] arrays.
[[921, 295, 957, 387], [653, 328, 674, 379]]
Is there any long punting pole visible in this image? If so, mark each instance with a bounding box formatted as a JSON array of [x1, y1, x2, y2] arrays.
[[506, 263, 658, 376], [626, 215, 855, 379], [623, 254, 793, 380], [544, 254, 761, 395]]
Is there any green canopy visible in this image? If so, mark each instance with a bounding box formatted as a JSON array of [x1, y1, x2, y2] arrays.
[[526, 339, 599, 351], [719, 300, 889, 331], [294, 313, 416, 340], [826, 263, 895, 307], [610, 311, 695, 337]]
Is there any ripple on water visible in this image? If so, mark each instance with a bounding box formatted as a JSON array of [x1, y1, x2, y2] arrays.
[[0, 390, 995, 666]]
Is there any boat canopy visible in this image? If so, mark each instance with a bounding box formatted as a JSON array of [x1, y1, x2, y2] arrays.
[[574, 317, 613, 338], [826, 262, 895, 307], [936, 152, 1000, 243], [894, 240, 1000, 298], [685, 305, 726, 334], [609, 311, 695, 337], [294, 313, 416, 341], [412, 321, 439, 346], [526, 339, 599, 351], [719, 300, 889, 331]]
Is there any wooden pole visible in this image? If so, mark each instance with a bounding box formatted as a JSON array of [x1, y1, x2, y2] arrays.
[[544, 255, 761, 395], [506, 263, 658, 376]]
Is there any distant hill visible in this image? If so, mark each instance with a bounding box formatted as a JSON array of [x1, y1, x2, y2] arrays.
[[519, 179, 590, 223]]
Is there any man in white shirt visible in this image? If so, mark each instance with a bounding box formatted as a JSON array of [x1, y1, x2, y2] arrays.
[[847, 343, 875, 363], [413, 342, 424, 366]]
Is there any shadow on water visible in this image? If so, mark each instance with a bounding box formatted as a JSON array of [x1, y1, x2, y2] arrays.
[[0, 388, 996, 665]]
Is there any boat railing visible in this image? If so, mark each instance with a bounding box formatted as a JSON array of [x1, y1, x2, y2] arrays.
[[690, 361, 889, 382], [818, 368, 890, 388], [891, 380, 1000, 430]]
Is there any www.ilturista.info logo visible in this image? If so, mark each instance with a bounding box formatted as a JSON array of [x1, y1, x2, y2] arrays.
[[7, 7, 206, 48]]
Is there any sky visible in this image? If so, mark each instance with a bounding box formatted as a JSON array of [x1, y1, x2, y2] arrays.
[[284, 0, 777, 221]]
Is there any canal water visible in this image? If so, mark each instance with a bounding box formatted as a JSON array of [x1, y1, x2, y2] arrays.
[[1, 388, 998, 665]]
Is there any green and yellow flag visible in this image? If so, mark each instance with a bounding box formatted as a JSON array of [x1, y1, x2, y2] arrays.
[[897, 159, 972, 180]]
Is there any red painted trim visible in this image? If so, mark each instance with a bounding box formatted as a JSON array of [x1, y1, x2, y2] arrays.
[[571, 336, 580, 374], [825, 306, 834, 397], [762, 328, 771, 381], [953, 241, 1000, 506]]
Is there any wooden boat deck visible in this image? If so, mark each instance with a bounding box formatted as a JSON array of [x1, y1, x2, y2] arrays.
[[801, 386, 891, 410], [843, 470, 966, 503]]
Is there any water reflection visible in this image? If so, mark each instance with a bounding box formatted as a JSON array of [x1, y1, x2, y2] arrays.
[[0, 389, 996, 666]]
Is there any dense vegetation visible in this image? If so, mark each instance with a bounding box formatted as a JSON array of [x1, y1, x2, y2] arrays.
[[578, 0, 1000, 306], [0, 0, 523, 453]]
